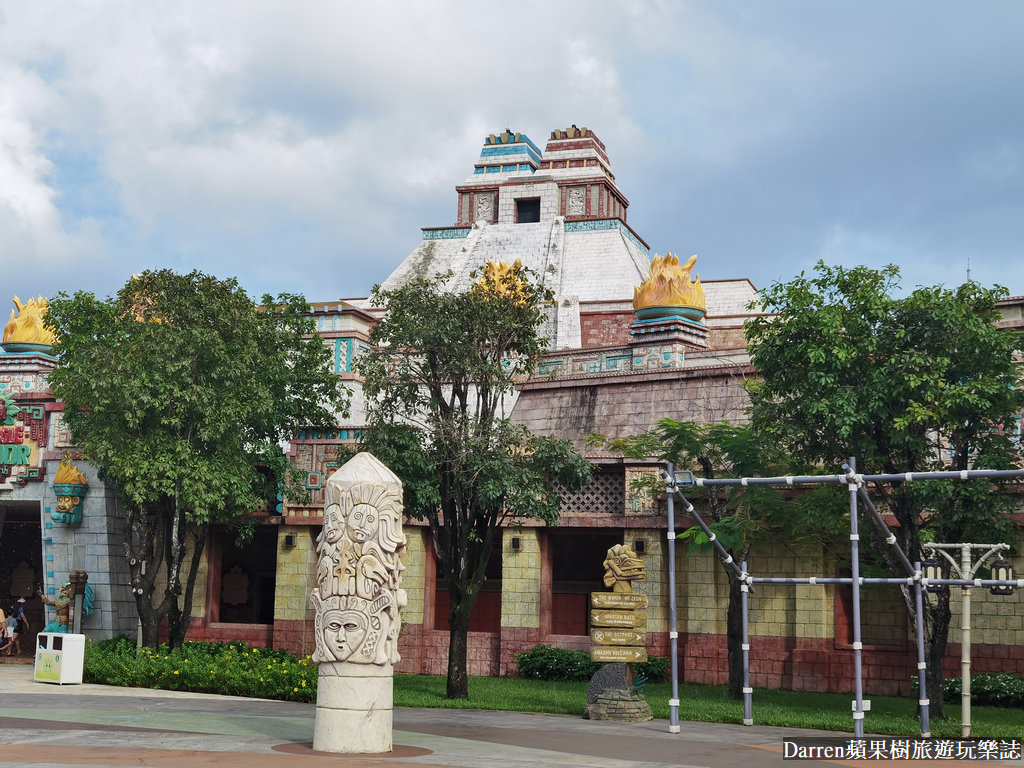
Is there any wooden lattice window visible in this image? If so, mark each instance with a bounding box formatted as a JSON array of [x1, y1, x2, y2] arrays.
[[556, 468, 624, 515]]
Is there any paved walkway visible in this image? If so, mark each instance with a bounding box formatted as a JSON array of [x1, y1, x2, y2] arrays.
[[0, 663, 1017, 767]]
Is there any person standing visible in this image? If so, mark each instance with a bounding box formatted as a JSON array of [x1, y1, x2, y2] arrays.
[[1, 607, 17, 656]]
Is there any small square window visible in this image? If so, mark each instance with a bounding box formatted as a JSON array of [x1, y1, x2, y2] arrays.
[[516, 198, 541, 223]]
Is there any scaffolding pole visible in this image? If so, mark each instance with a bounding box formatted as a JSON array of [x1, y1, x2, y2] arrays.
[[666, 463, 681, 734]]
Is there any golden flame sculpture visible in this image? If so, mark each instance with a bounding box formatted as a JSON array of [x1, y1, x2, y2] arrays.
[[54, 458, 89, 486], [633, 253, 706, 312], [3, 296, 56, 346], [473, 259, 530, 306]]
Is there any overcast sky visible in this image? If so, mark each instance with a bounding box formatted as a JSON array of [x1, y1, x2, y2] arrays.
[[2, 1, 1023, 309]]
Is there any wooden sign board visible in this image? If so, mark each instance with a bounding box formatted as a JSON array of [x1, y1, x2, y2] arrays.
[[590, 628, 645, 646], [591, 592, 648, 610], [590, 609, 646, 629], [591, 646, 648, 663]]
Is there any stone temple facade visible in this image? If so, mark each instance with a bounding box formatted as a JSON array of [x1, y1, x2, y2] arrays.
[[4, 126, 1023, 695]]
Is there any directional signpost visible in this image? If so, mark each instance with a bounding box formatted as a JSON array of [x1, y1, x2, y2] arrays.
[[590, 544, 648, 664], [585, 544, 653, 722]]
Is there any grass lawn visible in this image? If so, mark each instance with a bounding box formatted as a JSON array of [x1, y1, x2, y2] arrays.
[[394, 675, 1023, 740]]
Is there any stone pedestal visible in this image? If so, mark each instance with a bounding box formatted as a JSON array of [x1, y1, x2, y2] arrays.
[[587, 687, 654, 722], [313, 662, 393, 753]]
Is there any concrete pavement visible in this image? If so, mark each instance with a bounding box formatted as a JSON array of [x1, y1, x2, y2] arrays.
[[0, 662, 1018, 767]]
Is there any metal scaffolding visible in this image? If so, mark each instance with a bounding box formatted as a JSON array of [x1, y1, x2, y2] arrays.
[[663, 462, 1024, 738]]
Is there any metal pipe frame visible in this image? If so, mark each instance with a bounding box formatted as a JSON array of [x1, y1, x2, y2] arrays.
[[660, 461, 1023, 738]]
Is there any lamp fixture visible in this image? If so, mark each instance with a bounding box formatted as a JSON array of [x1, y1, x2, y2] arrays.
[[990, 559, 1014, 596], [922, 558, 948, 594], [510, 537, 521, 552]]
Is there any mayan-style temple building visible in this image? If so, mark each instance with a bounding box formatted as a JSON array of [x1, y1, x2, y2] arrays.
[[2, 126, 1022, 694]]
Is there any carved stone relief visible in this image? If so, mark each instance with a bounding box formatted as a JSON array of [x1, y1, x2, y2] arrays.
[[567, 186, 586, 216], [475, 193, 494, 222], [311, 454, 407, 666]]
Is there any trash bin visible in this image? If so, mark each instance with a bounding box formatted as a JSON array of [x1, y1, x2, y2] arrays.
[[34, 632, 85, 685]]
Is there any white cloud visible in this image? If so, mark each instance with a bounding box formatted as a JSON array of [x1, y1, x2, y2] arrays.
[[0, 1, 1022, 302]]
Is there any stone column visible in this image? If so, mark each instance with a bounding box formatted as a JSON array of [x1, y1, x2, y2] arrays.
[[311, 452, 407, 754]]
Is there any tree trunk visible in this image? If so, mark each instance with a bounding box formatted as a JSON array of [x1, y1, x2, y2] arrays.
[[124, 506, 163, 647], [446, 604, 472, 699], [172, 526, 208, 648], [925, 593, 952, 721], [726, 574, 745, 699]]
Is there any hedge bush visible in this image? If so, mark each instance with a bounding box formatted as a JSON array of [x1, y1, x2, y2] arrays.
[[516, 645, 599, 681], [515, 644, 671, 684], [83, 635, 316, 702], [941, 672, 1024, 708]]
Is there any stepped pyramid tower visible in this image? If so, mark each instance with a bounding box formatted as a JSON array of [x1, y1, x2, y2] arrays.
[[379, 127, 651, 349]]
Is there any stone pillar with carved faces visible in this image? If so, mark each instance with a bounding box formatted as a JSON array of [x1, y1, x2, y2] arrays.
[[310, 452, 407, 754]]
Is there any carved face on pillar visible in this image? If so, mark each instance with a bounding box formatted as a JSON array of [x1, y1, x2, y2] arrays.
[[321, 608, 369, 662], [321, 503, 345, 545], [346, 503, 378, 544]]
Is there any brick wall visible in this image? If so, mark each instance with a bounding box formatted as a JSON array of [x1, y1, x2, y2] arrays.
[[501, 529, 541, 629], [581, 311, 635, 347]]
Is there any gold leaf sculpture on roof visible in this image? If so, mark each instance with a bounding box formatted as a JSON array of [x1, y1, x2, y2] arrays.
[[473, 259, 530, 306], [2, 296, 56, 347], [632, 253, 706, 322]]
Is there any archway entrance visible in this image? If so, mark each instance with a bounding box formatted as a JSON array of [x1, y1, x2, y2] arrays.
[[0, 501, 44, 642]]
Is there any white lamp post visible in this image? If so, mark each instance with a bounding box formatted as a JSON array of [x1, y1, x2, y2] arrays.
[[923, 542, 1010, 738]]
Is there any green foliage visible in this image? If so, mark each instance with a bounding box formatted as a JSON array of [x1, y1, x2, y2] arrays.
[[357, 265, 592, 698], [745, 261, 1023, 549], [634, 655, 671, 684], [47, 270, 349, 523], [745, 261, 1024, 719], [515, 644, 600, 682], [83, 636, 315, 702], [937, 673, 1024, 708], [46, 270, 349, 647]]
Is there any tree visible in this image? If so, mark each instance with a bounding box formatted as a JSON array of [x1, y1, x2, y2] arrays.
[[357, 263, 592, 699], [745, 261, 1023, 718], [596, 420, 801, 699], [46, 270, 348, 648]]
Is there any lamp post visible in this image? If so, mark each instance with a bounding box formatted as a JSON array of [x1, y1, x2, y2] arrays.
[[923, 542, 1010, 738]]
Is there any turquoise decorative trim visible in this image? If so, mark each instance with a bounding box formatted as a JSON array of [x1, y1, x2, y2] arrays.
[[423, 227, 471, 240], [480, 143, 543, 165], [631, 314, 706, 329], [605, 355, 631, 371], [564, 219, 649, 254], [333, 338, 353, 373], [538, 360, 564, 375]]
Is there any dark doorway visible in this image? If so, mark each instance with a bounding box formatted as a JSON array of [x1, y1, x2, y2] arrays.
[[211, 525, 277, 624], [0, 503, 44, 636], [548, 531, 621, 635]]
